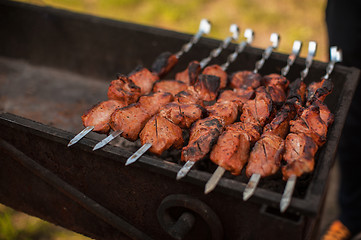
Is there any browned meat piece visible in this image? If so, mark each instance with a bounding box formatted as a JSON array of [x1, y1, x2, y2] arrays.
[[159, 102, 205, 129], [246, 133, 285, 178], [218, 88, 254, 111], [181, 117, 223, 162], [107, 75, 141, 104], [175, 87, 204, 106], [81, 100, 127, 134], [229, 71, 262, 89], [262, 73, 289, 88], [202, 64, 228, 89], [140, 115, 184, 155], [128, 67, 159, 95], [306, 78, 333, 105], [175, 61, 201, 85], [287, 78, 306, 103], [206, 101, 238, 126], [194, 74, 220, 102], [289, 105, 328, 147], [312, 100, 334, 127], [210, 123, 255, 175], [240, 87, 273, 127], [110, 103, 151, 141], [151, 52, 178, 78], [110, 92, 173, 141], [282, 133, 318, 180], [138, 92, 173, 116], [263, 100, 297, 138], [152, 80, 188, 96]]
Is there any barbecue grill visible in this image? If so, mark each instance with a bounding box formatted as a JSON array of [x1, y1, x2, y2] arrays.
[[0, 1, 360, 240]]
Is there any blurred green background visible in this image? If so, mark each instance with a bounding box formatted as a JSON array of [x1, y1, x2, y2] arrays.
[[2, 0, 328, 239]]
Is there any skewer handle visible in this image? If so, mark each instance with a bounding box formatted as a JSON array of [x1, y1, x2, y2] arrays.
[[281, 40, 302, 76], [199, 24, 240, 69], [68, 126, 94, 147], [243, 173, 261, 201], [253, 33, 280, 73], [204, 166, 226, 194], [280, 174, 297, 212], [221, 28, 254, 70], [125, 143, 152, 166], [175, 19, 211, 59], [300, 41, 317, 80], [323, 46, 343, 80]]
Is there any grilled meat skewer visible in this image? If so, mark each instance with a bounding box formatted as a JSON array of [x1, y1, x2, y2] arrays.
[[243, 41, 314, 201], [280, 46, 341, 213], [205, 40, 302, 195]]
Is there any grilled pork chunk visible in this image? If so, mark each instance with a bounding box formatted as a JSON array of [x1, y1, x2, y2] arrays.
[[81, 100, 127, 134], [110, 92, 173, 141], [140, 115, 184, 155], [175, 61, 201, 85], [107, 75, 141, 104], [282, 133, 318, 180], [151, 52, 178, 78], [159, 102, 206, 129], [181, 117, 223, 162], [202, 64, 228, 89], [128, 67, 159, 95], [230, 70, 262, 89], [152, 80, 188, 96]]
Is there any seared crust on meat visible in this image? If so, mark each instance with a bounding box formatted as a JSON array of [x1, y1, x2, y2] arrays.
[[152, 80, 188, 96], [151, 52, 178, 77], [140, 115, 184, 155], [128, 67, 159, 95], [202, 64, 228, 89], [175, 61, 201, 85], [81, 100, 127, 134], [230, 71, 262, 89], [107, 75, 141, 104]]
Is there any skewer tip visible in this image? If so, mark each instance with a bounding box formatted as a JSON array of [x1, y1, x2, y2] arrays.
[[176, 161, 195, 180], [280, 175, 297, 213], [204, 166, 226, 194], [67, 126, 94, 147], [125, 143, 152, 166], [243, 173, 261, 201]]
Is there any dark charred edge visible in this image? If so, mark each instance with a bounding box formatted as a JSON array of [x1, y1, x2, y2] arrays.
[[128, 65, 145, 76], [201, 117, 224, 129], [115, 73, 128, 81], [151, 51, 172, 74], [287, 78, 305, 103], [197, 104, 208, 118], [283, 133, 318, 172], [196, 74, 220, 94], [308, 78, 334, 104], [187, 61, 201, 85]]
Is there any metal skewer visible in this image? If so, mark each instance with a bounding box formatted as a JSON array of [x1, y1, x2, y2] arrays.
[[125, 24, 241, 166], [199, 24, 240, 68], [92, 130, 123, 151], [205, 33, 282, 195], [243, 39, 306, 201], [221, 28, 254, 71], [175, 19, 212, 59], [177, 29, 255, 181], [68, 19, 211, 148], [68, 126, 94, 147], [253, 33, 280, 74], [280, 45, 342, 213]]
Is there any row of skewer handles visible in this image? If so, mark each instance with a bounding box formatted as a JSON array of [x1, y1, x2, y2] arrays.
[[67, 19, 343, 213]]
